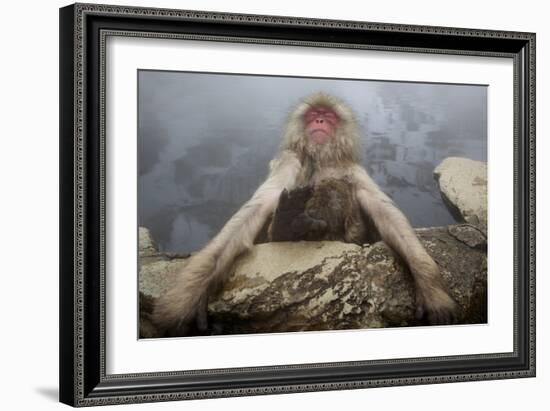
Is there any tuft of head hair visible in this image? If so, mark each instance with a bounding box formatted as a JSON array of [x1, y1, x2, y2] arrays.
[[280, 92, 362, 167]]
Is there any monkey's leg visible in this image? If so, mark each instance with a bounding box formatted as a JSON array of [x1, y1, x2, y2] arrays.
[[344, 213, 367, 245], [291, 212, 328, 237]]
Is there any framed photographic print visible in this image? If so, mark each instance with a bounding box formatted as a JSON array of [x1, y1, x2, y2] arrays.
[[59, 2, 535, 407]]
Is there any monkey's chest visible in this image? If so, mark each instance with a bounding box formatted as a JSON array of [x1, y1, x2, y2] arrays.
[[269, 178, 371, 245]]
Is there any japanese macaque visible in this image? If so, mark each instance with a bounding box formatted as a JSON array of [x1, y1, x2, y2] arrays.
[[153, 92, 457, 335]]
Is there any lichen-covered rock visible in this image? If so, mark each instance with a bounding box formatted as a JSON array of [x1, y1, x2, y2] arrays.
[[138, 226, 157, 257], [139, 224, 487, 337], [208, 241, 369, 333], [434, 157, 487, 231], [139, 227, 190, 298], [139, 258, 187, 299]]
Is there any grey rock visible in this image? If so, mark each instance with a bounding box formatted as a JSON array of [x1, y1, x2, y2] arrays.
[[139, 224, 487, 337], [434, 157, 487, 230]]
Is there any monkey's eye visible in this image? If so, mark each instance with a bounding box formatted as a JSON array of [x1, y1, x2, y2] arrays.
[[324, 114, 337, 123], [304, 107, 340, 125]]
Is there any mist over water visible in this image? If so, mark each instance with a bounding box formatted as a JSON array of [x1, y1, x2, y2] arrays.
[[138, 71, 487, 253]]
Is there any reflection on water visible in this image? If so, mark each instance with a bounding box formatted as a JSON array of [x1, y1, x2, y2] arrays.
[[138, 71, 487, 253]]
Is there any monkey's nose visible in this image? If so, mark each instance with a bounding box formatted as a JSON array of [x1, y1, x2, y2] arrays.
[[316, 119, 324, 123]]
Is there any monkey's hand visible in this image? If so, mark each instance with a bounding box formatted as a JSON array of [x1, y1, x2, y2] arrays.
[[152, 256, 216, 337], [271, 186, 314, 241], [276, 185, 329, 235], [415, 286, 458, 325], [412, 260, 458, 325], [277, 186, 313, 212]]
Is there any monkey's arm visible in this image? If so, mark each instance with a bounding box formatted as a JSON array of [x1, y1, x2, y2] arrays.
[[153, 150, 302, 335], [351, 165, 457, 324]]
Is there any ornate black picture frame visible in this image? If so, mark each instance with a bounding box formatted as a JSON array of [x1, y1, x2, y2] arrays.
[[59, 3, 535, 407]]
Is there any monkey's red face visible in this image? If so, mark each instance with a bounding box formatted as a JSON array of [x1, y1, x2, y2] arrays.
[[304, 106, 340, 145]]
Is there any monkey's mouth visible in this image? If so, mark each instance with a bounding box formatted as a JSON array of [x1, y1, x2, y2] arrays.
[[308, 129, 331, 144]]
